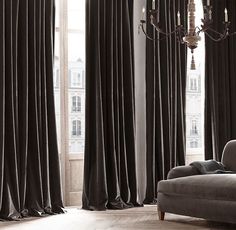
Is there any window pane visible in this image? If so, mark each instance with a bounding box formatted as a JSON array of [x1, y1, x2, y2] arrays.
[[68, 32, 85, 63], [68, 0, 85, 30], [68, 0, 85, 154]]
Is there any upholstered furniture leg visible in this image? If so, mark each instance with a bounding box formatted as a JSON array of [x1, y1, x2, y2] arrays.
[[158, 207, 165, 221]]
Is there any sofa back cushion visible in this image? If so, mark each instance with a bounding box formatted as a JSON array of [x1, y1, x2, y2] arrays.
[[221, 140, 236, 171]]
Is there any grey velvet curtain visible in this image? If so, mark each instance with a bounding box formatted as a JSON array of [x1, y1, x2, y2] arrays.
[[82, 0, 140, 210], [83, 0, 188, 209], [0, 0, 63, 220], [204, 0, 236, 161], [145, 0, 187, 203]]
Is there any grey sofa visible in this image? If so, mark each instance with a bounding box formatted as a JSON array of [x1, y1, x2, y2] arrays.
[[157, 140, 236, 224]]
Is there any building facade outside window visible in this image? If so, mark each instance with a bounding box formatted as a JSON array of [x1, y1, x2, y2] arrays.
[[186, 67, 202, 151]]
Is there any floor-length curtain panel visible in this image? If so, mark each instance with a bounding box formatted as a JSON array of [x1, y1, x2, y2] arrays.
[[145, 0, 187, 203], [83, 0, 139, 210], [204, 0, 236, 161], [0, 0, 63, 220]]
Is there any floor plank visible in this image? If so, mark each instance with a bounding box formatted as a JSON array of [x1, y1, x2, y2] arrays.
[[0, 205, 235, 230]]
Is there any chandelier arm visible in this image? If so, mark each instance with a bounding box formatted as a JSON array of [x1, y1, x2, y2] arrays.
[[152, 25, 180, 37], [139, 23, 166, 42], [151, 17, 181, 37], [195, 26, 204, 36], [229, 31, 236, 36], [205, 31, 227, 42], [207, 27, 225, 36], [195, 26, 201, 32]]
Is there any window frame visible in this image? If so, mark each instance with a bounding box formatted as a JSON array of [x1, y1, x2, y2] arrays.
[[72, 120, 82, 136]]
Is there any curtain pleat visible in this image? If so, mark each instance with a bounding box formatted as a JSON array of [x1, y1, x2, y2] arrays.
[[0, 0, 4, 215], [83, 0, 139, 210], [145, 0, 187, 203], [0, 0, 63, 220], [204, 0, 236, 161]]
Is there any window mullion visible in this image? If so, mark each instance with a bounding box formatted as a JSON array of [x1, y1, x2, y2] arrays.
[[59, 0, 69, 204]]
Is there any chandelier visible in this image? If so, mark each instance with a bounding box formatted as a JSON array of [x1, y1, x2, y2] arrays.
[[139, 0, 235, 70]]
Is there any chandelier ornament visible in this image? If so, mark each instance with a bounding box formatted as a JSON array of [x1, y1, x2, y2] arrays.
[[139, 0, 236, 70]]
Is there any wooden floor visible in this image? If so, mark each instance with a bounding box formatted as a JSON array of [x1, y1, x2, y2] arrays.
[[0, 205, 236, 230]]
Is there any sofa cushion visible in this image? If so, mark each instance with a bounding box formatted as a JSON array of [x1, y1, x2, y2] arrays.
[[158, 174, 236, 201], [221, 140, 236, 171], [190, 160, 225, 174], [167, 165, 200, 179]]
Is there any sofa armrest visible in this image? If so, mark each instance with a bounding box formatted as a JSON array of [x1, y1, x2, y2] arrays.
[[167, 165, 200, 179]]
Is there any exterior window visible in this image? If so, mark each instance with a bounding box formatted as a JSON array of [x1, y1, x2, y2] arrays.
[[190, 141, 198, 148], [190, 78, 197, 91], [72, 120, 81, 136], [72, 96, 81, 112], [190, 120, 198, 135], [69, 60, 84, 88], [70, 71, 79, 87]]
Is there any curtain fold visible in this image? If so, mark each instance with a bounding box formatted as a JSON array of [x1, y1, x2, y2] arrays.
[[82, 0, 139, 210], [204, 0, 236, 161], [144, 0, 187, 203], [0, 0, 63, 220]]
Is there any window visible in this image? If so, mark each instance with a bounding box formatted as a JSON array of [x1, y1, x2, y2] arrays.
[[69, 66, 83, 88], [72, 96, 81, 112], [72, 120, 82, 136], [54, 0, 85, 206], [186, 1, 205, 163], [68, 0, 85, 153], [190, 140, 198, 148], [190, 78, 198, 91], [54, 0, 85, 155], [190, 120, 198, 135]]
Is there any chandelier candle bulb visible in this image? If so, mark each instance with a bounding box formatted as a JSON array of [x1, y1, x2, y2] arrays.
[[207, 0, 210, 6], [177, 11, 181, 26], [209, 9, 212, 20], [225, 8, 228, 22], [152, 0, 155, 10], [141, 7, 145, 20]]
